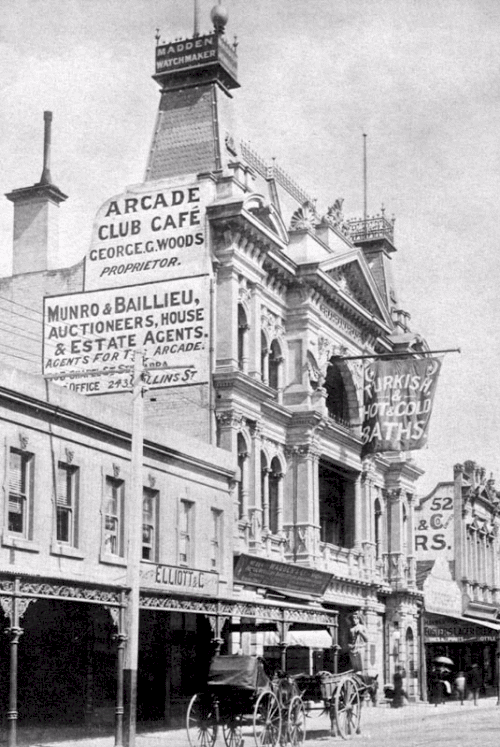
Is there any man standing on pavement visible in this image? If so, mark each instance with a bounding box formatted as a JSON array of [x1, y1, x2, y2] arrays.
[[468, 663, 483, 705], [454, 671, 466, 705]]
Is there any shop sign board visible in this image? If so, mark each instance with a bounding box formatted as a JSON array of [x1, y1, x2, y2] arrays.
[[43, 275, 210, 394], [140, 562, 219, 597], [424, 614, 498, 643], [156, 34, 217, 75], [234, 554, 332, 596], [84, 179, 211, 290], [423, 557, 462, 617]]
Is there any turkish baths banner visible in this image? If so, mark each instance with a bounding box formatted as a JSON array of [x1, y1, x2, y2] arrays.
[[361, 357, 442, 456]]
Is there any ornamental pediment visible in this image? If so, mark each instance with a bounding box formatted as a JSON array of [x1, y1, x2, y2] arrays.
[[320, 252, 390, 324]]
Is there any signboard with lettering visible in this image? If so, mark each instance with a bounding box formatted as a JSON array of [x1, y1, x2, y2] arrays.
[[424, 614, 498, 643], [155, 34, 217, 75], [361, 357, 442, 457], [140, 562, 219, 598], [84, 180, 211, 290], [43, 275, 210, 394], [234, 554, 332, 596], [423, 557, 462, 617], [415, 485, 454, 558]]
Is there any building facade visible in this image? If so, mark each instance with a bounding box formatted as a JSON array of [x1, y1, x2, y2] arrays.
[[415, 461, 500, 698], [0, 6, 435, 734]]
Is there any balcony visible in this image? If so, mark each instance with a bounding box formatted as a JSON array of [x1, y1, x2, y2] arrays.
[[346, 211, 395, 246]]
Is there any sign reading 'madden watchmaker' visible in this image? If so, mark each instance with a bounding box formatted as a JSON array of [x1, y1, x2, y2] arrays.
[[43, 276, 210, 394], [84, 179, 211, 290]]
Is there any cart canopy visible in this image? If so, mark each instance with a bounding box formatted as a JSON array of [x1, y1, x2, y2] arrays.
[[208, 655, 269, 690]]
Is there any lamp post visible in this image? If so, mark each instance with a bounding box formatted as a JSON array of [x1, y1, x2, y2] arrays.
[[123, 351, 145, 747]]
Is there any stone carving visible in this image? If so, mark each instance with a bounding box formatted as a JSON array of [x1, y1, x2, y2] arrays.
[[289, 201, 318, 231]]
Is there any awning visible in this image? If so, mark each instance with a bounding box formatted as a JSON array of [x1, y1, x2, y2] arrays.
[[263, 630, 332, 648], [425, 611, 500, 643], [429, 611, 500, 631]]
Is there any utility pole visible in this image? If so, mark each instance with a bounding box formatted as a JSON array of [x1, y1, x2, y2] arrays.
[[123, 350, 145, 747]]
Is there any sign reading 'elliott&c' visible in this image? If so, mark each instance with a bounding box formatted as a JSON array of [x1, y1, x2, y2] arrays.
[[140, 562, 219, 597]]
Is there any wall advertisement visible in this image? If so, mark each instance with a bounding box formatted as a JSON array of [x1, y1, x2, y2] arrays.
[[84, 179, 211, 290], [43, 275, 211, 395]]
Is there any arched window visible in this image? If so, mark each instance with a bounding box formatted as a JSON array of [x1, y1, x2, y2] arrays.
[[237, 433, 248, 520], [261, 452, 269, 531], [324, 363, 349, 423], [261, 332, 269, 384], [238, 304, 249, 372], [374, 497, 382, 560], [268, 339, 282, 391], [268, 457, 282, 534]]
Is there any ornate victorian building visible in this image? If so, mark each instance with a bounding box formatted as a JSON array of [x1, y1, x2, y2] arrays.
[[416, 461, 500, 696], [0, 5, 433, 735]]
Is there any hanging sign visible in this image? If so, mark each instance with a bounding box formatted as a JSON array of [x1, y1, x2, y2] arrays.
[[361, 357, 442, 456]]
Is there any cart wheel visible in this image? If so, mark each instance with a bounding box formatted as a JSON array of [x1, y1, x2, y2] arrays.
[[253, 690, 282, 746], [334, 675, 361, 740], [223, 717, 243, 747], [287, 695, 306, 746], [186, 692, 218, 747]]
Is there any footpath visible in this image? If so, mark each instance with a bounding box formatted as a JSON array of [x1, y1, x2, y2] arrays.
[[15, 696, 498, 747]]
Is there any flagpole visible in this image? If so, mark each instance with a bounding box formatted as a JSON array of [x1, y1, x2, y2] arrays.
[[337, 347, 460, 361]]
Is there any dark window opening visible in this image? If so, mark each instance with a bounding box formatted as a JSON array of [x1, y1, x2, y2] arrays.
[[324, 364, 349, 423], [318, 460, 356, 548], [268, 339, 282, 390]]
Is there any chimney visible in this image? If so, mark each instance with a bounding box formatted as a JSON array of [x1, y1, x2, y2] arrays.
[[5, 111, 67, 275]]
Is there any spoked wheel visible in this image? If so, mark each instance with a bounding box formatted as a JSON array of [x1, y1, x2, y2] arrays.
[[334, 675, 361, 739], [223, 716, 244, 747], [253, 690, 282, 746], [287, 695, 306, 746], [186, 692, 218, 747]]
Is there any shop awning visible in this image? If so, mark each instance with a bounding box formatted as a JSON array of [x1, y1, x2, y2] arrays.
[[432, 611, 500, 631], [263, 630, 332, 648]]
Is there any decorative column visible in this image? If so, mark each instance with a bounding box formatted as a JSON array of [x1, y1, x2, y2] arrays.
[[248, 420, 263, 549], [406, 493, 416, 586], [6, 627, 23, 747], [114, 632, 128, 747], [353, 473, 363, 550]]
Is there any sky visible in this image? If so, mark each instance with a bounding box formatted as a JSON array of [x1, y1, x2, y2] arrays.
[[1, 0, 499, 496]]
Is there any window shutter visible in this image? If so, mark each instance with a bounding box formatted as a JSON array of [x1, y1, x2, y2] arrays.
[[57, 467, 71, 506], [9, 451, 23, 494]]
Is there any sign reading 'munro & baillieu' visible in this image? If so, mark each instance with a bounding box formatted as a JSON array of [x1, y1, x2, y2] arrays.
[[43, 276, 210, 394]]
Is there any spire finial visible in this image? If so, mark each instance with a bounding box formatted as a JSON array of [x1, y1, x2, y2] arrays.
[[39, 111, 53, 186], [194, 0, 200, 37]]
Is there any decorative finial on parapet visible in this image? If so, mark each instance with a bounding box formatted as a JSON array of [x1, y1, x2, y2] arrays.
[[210, 2, 229, 34], [155, 28, 160, 46], [39, 111, 53, 186]]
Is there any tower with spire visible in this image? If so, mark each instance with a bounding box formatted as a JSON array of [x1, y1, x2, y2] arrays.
[[146, 2, 239, 182]]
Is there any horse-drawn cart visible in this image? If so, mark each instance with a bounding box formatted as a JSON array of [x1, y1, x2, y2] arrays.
[[296, 669, 377, 739], [186, 654, 306, 747]]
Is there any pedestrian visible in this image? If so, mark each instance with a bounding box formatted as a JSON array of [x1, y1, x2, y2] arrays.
[[454, 671, 466, 705], [391, 667, 406, 708], [468, 664, 482, 705], [430, 666, 443, 706]]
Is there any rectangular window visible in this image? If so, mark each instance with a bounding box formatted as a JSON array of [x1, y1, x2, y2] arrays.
[[8, 449, 33, 538], [179, 500, 193, 565], [210, 509, 222, 569], [104, 477, 124, 556], [56, 463, 79, 546], [142, 488, 158, 561]]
